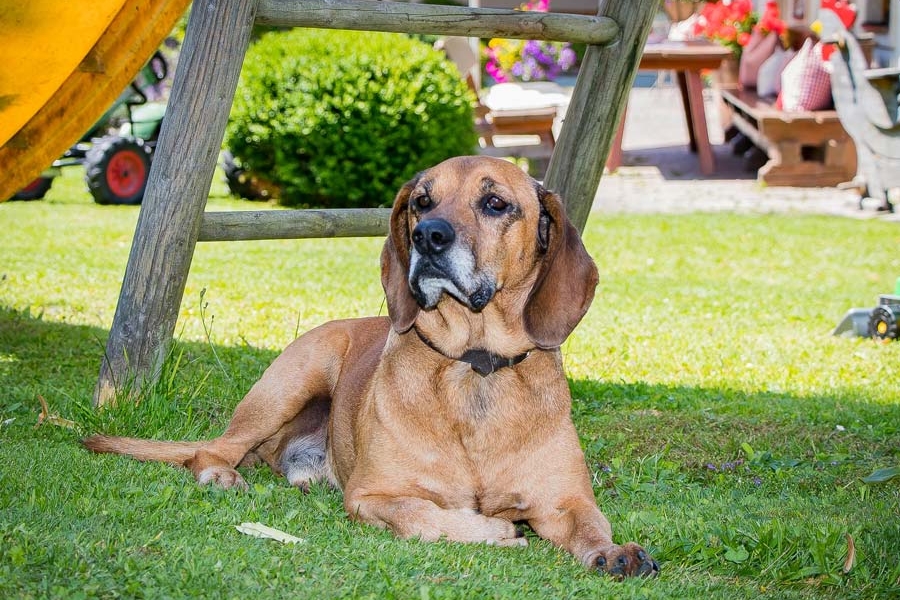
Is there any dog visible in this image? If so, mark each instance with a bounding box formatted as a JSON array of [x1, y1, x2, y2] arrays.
[[84, 156, 659, 578]]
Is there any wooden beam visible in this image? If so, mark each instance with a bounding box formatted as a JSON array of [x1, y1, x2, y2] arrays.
[[95, 0, 259, 406], [543, 0, 659, 233], [199, 209, 391, 241], [257, 0, 619, 45]]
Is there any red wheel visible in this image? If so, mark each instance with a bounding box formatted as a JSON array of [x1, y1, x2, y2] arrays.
[[106, 148, 148, 198], [84, 136, 152, 204]]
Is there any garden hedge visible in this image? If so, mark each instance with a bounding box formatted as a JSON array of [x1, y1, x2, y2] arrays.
[[225, 30, 478, 207]]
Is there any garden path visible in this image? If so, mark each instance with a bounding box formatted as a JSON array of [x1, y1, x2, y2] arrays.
[[589, 84, 899, 220]]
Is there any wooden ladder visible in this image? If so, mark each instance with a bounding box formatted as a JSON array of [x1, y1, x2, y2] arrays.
[[94, 0, 659, 405]]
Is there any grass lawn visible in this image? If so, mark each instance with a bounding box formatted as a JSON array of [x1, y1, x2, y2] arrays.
[[1, 166, 899, 599]]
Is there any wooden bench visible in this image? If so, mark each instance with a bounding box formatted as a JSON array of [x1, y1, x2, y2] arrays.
[[477, 106, 558, 164], [483, 107, 556, 147], [721, 88, 856, 187], [437, 37, 557, 160]]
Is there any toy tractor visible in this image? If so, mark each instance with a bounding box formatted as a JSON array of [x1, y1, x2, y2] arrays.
[[833, 278, 900, 341], [11, 52, 168, 205]]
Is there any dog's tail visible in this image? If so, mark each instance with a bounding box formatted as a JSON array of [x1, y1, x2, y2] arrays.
[[82, 435, 204, 466]]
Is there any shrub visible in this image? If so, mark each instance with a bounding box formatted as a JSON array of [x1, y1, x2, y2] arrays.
[[225, 30, 478, 207]]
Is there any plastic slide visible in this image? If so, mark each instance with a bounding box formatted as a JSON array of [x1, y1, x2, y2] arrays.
[[0, 0, 190, 200]]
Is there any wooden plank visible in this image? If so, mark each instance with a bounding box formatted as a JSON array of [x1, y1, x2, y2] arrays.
[[543, 0, 659, 233], [758, 160, 853, 187], [759, 118, 847, 144], [199, 209, 391, 241], [257, 0, 618, 45], [721, 89, 785, 118], [637, 40, 731, 70], [95, 0, 259, 406]]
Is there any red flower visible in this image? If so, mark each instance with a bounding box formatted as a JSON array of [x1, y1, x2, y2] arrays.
[[694, 0, 786, 58], [718, 24, 737, 42], [756, 1, 787, 35]]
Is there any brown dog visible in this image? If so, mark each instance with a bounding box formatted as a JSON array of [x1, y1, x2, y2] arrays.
[[84, 156, 658, 578]]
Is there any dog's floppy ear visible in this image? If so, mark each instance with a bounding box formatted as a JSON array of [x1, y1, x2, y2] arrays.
[[381, 176, 420, 333], [523, 187, 599, 349]]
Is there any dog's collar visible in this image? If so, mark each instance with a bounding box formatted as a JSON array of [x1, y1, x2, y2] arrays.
[[413, 327, 530, 377]]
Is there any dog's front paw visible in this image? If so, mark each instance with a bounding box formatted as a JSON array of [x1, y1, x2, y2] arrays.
[[196, 466, 248, 490], [594, 543, 659, 579], [485, 524, 528, 547]]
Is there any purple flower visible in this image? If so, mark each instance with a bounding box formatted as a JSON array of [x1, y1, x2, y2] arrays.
[[483, 15, 576, 82], [523, 40, 541, 55], [524, 41, 553, 66]]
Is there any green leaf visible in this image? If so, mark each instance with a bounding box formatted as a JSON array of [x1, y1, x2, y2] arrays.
[[724, 545, 750, 563], [862, 466, 900, 484]]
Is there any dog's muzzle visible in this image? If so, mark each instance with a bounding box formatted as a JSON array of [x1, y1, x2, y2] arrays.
[[408, 218, 495, 311]]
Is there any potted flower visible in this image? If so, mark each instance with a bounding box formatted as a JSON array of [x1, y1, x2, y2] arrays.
[[693, 0, 786, 88], [693, 0, 786, 60], [482, 0, 577, 83]]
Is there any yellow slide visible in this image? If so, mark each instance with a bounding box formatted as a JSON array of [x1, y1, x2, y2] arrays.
[[0, 0, 190, 201]]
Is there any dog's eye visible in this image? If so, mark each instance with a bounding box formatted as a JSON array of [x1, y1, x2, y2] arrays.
[[413, 194, 432, 210], [483, 195, 509, 215]]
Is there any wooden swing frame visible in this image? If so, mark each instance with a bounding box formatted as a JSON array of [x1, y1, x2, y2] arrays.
[[94, 0, 660, 405]]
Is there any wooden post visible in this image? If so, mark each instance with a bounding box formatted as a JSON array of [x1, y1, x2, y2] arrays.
[[543, 0, 659, 234], [94, 0, 259, 405]]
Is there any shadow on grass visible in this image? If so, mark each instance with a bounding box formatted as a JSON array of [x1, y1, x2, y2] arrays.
[[3, 303, 897, 453], [3, 305, 899, 593], [0, 305, 279, 435]]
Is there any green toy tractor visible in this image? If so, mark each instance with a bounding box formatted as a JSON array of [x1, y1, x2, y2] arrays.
[[12, 52, 168, 205], [868, 295, 900, 341], [833, 278, 900, 341]]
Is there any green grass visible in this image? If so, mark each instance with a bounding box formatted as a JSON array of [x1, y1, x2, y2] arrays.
[[1, 166, 899, 598]]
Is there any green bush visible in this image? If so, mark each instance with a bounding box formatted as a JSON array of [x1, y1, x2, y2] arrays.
[[225, 30, 478, 207]]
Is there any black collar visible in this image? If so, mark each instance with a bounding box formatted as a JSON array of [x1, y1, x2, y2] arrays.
[[413, 327, 531, 377]]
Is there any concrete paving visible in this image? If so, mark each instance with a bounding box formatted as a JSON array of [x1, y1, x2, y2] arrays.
[[591, 85, 898, 221]]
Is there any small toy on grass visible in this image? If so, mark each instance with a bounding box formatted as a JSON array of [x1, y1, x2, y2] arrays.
[[833, 277, 900, 341]]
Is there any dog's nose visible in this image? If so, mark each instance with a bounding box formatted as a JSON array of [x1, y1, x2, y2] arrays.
[[412, 219, 456, 255]]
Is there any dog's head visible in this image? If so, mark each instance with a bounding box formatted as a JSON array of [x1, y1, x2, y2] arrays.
[[381, 156, 598, 350]]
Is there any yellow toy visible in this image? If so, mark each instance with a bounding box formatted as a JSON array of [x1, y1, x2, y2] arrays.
[[0, 0, 190, 201]]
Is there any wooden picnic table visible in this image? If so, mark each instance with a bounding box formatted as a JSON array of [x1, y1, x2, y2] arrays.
[[607, 40, 732, 175]]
